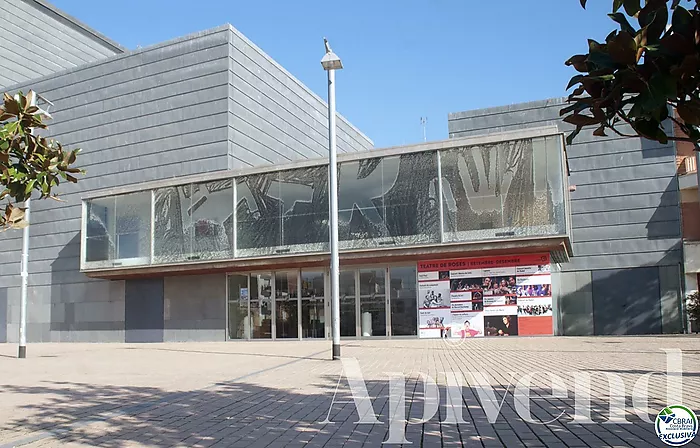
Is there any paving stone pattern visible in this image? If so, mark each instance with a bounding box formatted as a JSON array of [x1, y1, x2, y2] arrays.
[[0, 337, 698, 447]]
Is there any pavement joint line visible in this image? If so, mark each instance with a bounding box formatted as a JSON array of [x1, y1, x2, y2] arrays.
[[0, 348, 331, 448]]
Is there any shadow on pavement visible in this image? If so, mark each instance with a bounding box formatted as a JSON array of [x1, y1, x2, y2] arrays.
[[0, 371, 676, 448]]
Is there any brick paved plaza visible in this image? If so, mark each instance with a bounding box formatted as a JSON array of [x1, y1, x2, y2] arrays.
[[0, 337, 699, 448]]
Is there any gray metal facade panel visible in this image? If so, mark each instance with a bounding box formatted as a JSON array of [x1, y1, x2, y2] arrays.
[[0, 0, 122, 90], [0, 30, 235, 342], [448, 97, 682, 273], [227, 28, 372, 169]]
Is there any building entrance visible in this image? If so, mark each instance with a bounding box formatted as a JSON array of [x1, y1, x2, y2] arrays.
[[226, 264, 418, 340]]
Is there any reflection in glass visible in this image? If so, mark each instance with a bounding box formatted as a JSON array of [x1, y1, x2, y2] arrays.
[[189, 180, 234, 260], [250, 273, 273, 339], [227, 274, 249, 339], [275, 271, 299, 339], [338, 153, 440, 250], [390, 266, 418, 336], [236, 168, 329, 257], [441, 136, 563, 242], [279, 167, 328, 251], [301, 271, 325, 338], [86, 197, 114, 263], [340, 270, 356, 337], [236, 174, 281, 256], [154, 181, 233, 263], [85, 192, 151, 266], [359, 269, 386, 337]]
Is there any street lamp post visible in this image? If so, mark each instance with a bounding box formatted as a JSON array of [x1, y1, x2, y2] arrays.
[[321, 38, 343, 360]]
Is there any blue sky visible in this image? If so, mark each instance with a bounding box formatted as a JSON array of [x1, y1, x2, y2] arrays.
[[53, 0, 615, 148]]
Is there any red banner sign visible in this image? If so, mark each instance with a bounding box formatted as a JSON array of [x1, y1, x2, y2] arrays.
[[418, 253, 550, 273]]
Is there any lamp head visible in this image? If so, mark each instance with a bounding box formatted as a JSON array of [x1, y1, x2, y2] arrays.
[[321, 38, 343, 71]]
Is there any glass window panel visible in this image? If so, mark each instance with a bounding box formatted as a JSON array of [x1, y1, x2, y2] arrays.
[[227, 274, 249, 340], [545, 136, 567, 235], [85, 197, 114, 263], [340, 270, 356, 337], [440, 136, 562, 243], [338, 153, 440, 250], [359, 268, 386, 337], [189, 180, 234, 261], [382, 152, 440, 245], [275, 271, 299, 339], [279, 167, 329, 253], [115, 192, 151, 262], [338, 158, 388, 249], [85, 192, 151, 266], [250, 273, 273, 339], [236, 173, 281, 257], [153, 185, 191, 264], [301, 271, 325, 338], [390, 266, 417, 336]]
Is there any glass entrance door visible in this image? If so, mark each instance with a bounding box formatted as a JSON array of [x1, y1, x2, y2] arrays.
[[340, 270, 357, 337], [227, 274, 249, 339], [250, 273, 273, 339], [301, 270, 325, 338], [389, 266, 418, 336], [275, 271, 299, 339], [359, 268, 387, 337]]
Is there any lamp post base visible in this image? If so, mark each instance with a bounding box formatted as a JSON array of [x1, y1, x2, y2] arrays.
[[332, 343, 340, 360], [18, 345, 26, 359]]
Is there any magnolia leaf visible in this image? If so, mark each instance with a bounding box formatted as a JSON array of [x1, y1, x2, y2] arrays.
[[563, 114, 601, 126], [608, 12, 636, 34]]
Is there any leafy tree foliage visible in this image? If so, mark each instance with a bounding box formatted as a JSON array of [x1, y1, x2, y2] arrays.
[[564, 0, 700, 146], [0, 91, 82, 230]]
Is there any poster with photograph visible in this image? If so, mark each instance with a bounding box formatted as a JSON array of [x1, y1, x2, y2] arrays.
[[419, 281, 451, 309], [517, 297, 553, 317], [484, 315, 518, 336], [481, 276, 517, 296], [450, 311, 484, 338], [417, 253, 551, 338], [419, 308, 450, 338]]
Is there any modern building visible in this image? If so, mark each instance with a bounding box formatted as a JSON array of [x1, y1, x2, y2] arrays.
[[0, 1, 689, 343]]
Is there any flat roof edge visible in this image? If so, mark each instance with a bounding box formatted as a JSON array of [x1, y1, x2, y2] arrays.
[[81, 125, 562, 201], [4, 25, 231, 93], [226, 24, 374, 147], [25, 0, 126, 53], [448, 97, 569, 121]]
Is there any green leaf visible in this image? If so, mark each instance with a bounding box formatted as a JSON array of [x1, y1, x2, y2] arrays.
[[24, 179, 35, 194], [593, 125, 608, 137], [608, 12, 636, 34], [649, 73, 678, 101], [580, 0, 587, 8], [672, 6, 693, 37], [563, 114, 601, 126], [607, 32, 637, 65], [566, 75, 585, 90], [613, 0, 624, 12], [623, 0, 641, 16], [633, 118, 668, 144]]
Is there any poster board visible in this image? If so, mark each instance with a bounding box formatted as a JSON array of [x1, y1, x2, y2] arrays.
[[418, 253, 552, 338]]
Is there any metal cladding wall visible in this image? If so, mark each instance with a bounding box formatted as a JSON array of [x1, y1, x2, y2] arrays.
[[0, 25, 372, 343], [227, 26, 373, 168], [448, 98, 684, 335], [0, 0, 123, 90]]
